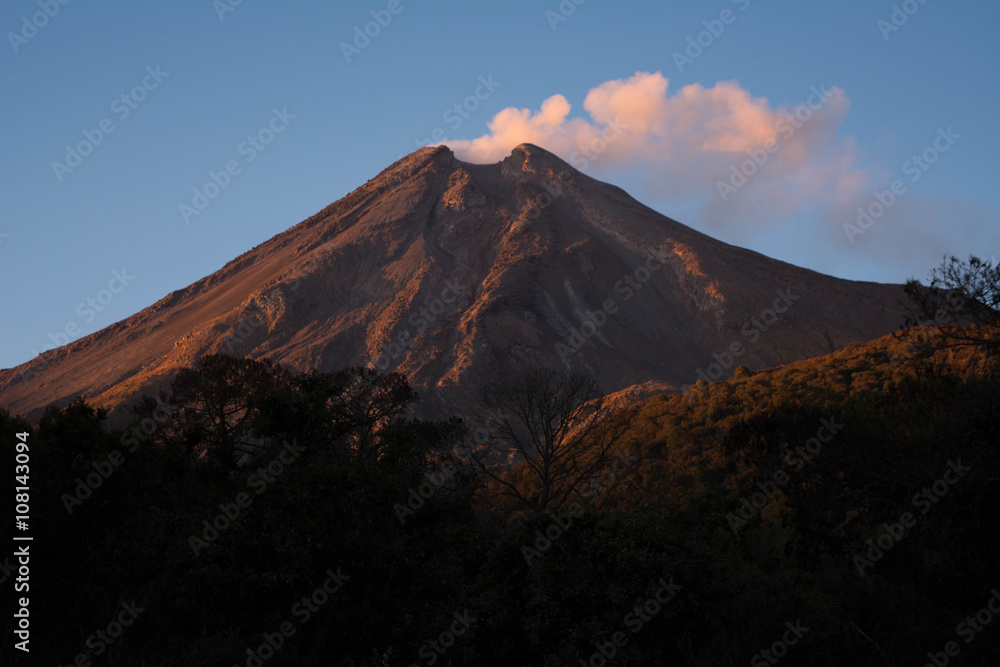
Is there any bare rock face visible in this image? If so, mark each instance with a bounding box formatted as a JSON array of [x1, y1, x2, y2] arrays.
[[0, 143, 906, 422]]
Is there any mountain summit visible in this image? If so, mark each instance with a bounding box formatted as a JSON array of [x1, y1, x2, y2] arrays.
[[0, 143, 905, 421]]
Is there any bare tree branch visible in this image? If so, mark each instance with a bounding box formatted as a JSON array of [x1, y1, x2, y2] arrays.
[[465, 368, 625, 514], [899, 254, 1000, 360]]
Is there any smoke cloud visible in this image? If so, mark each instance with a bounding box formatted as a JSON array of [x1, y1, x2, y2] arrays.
[[450, 71, 869, 226], [449, 72, 997, 281]]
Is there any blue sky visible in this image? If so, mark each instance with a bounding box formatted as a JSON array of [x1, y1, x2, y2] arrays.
[[1, 0, 998, 370]]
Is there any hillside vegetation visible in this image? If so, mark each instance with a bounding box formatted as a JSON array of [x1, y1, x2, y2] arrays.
[[2, 326, 998, 666]]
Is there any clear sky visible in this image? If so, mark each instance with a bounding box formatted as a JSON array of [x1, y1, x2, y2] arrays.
[[2, 0, 998, 370]]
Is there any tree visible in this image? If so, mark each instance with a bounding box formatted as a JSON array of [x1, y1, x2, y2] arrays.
[[902, 254, 1000, 356], [36, 396, 110, 462], [156, 354, 290, 470], [331, 367, 418, 460], [257, 366, 420, 462], [467, 368, 625, 514]]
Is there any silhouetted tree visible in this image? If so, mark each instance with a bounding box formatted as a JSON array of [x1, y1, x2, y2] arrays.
[[158, 354, 290, 469], [331, 367, 418, 460], [467, 368, 624, 514], [36, 395, 110, 462], [903, 254, 1000, 356], [257, 366, 420, 462]]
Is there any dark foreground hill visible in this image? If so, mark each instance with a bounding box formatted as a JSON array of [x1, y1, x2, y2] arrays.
[[2, 329, 997, 666]]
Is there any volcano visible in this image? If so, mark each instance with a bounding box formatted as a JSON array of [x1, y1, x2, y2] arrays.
[[0, 143, 906, 422]]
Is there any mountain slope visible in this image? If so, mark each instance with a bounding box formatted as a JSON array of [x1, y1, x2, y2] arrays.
[[0, 143, 906, 422]]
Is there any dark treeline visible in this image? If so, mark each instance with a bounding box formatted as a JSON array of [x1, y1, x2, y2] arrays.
[[2, 329, 999, 666]]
